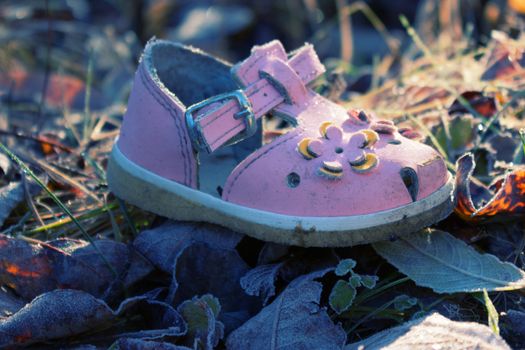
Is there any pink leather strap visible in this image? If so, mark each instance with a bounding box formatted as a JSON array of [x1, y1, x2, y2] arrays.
[[190, 41, 325, 153]]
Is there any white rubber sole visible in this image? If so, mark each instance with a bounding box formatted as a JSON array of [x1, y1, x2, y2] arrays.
[[107, 144, 454, 247]]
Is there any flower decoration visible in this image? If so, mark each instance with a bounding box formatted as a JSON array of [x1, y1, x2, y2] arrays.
[[398, 127, 424, 141], [371, 120, 397, 134], [297, 121, 380, 179], [347, 109, 398, 135]]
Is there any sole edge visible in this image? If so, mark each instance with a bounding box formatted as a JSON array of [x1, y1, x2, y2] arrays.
[[107, 145, 454, 247]]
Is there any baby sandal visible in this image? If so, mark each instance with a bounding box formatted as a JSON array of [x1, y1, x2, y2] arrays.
[[107, 39, 454, 247]]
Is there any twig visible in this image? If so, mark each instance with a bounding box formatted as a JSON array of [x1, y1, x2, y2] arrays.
[[22, 173, 46, 229], [82, 52, 94, 144], [0, 129, 73, 153], [336, 0, 352, 62]]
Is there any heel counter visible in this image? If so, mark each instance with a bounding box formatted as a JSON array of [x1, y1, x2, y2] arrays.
[[117, 64, 197, 188]]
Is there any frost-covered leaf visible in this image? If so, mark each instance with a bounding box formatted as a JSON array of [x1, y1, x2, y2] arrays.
[[171, 242, 258, 333], [346, 313, 510, 350], [240, 263, 283, 305], [0, 178, 42, 227], [115, 338, 191, 350], [448, 91, 497, 118], [227, 268, 346, 350], [501, 309, 525, 348], [48, 238, 130, 298], [0, 289, 113, 347], [481, 31, 525, 80], [0, 234, 130, 300], [360, 275, 378, 289], [64, 345, 100, 350], [0, 182, 25, 227], [177, 294, 224, 350], [454, 153, 525, 222], [117, 298, 187, 341], [487, 132, 520, 163], [133, 222, 255, 332], [133, 221, 242, 273], [0, 287, 25, 318], [393, 295, 418, 311], [0, 289, 186, 348], [329, 280, 356, 314], [123, 248, 155, 289], [373, 229, 525, 293], [335, 258, 356, 276]]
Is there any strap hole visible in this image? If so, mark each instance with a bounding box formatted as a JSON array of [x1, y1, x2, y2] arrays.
[[400, 167, 419, 202], [335, 147, 343, 154], [287, 172, 301, 188]]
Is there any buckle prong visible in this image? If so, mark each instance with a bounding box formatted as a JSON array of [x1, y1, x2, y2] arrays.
[[185, 90, 256, 152]]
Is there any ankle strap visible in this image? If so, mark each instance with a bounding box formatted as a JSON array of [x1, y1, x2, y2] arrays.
[[185, 41, 325, 153]]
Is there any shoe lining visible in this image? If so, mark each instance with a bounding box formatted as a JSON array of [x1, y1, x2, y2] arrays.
[[149, 42, 263, 198]]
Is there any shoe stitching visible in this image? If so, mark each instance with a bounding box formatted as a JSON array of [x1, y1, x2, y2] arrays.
[[199, 59, 309, 128], [199, 79, 272, 128], [199, 49, 321, 149], [200, 47, 300, 129], [208, 93, 284, 148], [209, 76, 318, 148], [242, 47, 281, 77], [138, 65, 192, 186]]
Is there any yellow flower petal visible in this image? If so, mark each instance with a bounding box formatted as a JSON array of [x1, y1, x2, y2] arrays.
[[318, 167, 343, 179], [348, 153, 366, 166], [297, 138, 321, 159], [319, 121, 334, 138], [318, 161, 343, 179], [351, 153, 379, 173], [361, 129, 379, 148]]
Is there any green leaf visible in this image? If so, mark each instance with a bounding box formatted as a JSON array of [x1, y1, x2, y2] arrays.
[[360, 275, 378, 289], [348, 275, 362, 288], [483, 289, 500, 336], [200, 294, 221, 318], [335, 259, 356, 276], [329, 280, 357, 314], [373, 229, 525, 293], [435, 115, 476, 152], [178, 294, 224, 349], [178, 294, 221, 334], [393, 295, 417, 311]]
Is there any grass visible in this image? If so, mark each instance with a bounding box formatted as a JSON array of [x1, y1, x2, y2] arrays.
[[0, 141, 118, 276]]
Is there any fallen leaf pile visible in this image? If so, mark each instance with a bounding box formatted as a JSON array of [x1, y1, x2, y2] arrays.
[[0, 1, 525, 349]]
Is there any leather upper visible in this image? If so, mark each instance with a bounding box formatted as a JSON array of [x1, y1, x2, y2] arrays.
[[116, 39, 449, 217]]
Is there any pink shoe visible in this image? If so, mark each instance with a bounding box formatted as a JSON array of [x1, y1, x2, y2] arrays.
[[107, 39, 453, 247]]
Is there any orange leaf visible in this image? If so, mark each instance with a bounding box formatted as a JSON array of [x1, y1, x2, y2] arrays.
[[509, 0, 525, 14], [454, 153, 525, 222]]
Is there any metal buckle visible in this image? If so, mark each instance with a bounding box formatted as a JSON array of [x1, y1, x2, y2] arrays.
[[185, 90, 256, 152]]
